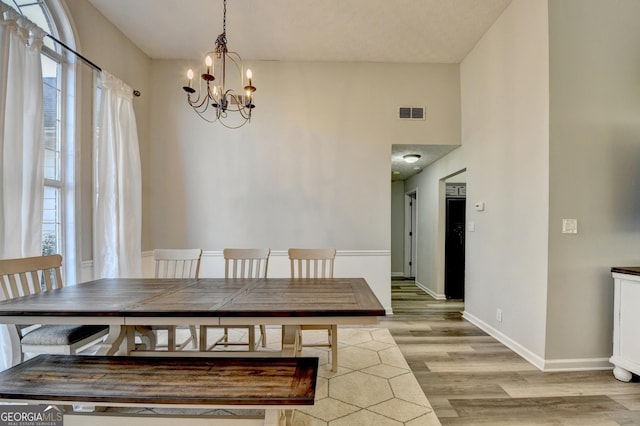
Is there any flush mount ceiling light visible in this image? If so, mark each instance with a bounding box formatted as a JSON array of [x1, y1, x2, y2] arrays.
[[403, 154, 421, 164], [182, 0, 256, 129]]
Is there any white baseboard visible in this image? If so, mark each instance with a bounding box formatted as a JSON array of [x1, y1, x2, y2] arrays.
[[463, 310, 545, 370], [462, 311, 613, 372], [415, 280, 446, 300], [542, 357, 612, 372]]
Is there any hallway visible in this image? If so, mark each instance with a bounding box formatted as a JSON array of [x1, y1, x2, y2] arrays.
[[380, 280, 640, 425]]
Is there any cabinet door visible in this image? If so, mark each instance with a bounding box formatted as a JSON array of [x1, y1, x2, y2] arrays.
[[619, 280, 640, 361]]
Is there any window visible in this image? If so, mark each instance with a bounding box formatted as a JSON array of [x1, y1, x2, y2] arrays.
[[2, 0, 77, 282], [43, 53, 62, 256]]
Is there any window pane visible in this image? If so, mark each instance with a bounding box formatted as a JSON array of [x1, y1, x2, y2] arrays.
[[42, 54, 58, 79], [42, 186, 60, 255], [19, 4, 50, 33], [43, 54, 60, 180]]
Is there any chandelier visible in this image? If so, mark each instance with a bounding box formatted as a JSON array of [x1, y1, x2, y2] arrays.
[[182, 0, 256, 128]]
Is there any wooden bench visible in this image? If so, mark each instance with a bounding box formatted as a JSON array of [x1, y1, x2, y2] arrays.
[[0, 354, 318, 426]]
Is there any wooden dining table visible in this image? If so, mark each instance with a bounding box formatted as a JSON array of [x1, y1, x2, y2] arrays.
[[0, 277, 385, 356]]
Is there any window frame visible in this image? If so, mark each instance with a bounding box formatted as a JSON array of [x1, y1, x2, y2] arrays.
[[3, 0, 79, 284]]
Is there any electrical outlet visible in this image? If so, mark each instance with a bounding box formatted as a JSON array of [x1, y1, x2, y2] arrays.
[[496, 308, 503, 322]]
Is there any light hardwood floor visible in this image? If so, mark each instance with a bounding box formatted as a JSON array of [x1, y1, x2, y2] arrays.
[[379, 279, 640, 425]]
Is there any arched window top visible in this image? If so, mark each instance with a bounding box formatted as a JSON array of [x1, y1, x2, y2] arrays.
[[0, 0, 59, 50]]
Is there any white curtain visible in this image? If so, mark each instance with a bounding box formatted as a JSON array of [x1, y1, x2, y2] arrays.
[[93, 70, 142, 279], [0, 5, 46, 370]]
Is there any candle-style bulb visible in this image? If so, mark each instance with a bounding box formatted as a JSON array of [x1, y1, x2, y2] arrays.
[[246, 69, 252, 80], [205, 56, 213, 75], [183, 68, 196, 93]]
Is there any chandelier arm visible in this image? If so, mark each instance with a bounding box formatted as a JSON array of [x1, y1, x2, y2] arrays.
[[186, 93, 211, 111]]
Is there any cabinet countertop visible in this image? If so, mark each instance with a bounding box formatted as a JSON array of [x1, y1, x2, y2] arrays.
[[611, 266, 640, 276]]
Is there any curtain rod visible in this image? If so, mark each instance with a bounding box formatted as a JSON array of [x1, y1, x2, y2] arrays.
[[45, 34, 141, 97]]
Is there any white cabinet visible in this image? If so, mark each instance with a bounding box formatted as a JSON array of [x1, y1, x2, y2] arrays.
[[610, 268, 640, 382]]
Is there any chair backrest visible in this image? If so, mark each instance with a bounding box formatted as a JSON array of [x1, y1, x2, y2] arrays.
[[153, 249, 202, 279], [223, 248, 270, 279], [0, 255, 64, 301], [288, 248, 336, 279]]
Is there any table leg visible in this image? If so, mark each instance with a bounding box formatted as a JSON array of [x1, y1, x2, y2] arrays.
[[134, 326, 157, 351], [95, 325, 127, 355]]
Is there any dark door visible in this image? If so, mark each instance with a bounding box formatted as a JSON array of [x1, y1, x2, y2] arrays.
[[445, 198, 465, 299]]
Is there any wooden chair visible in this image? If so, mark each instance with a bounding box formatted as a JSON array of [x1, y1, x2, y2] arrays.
[[200, 248, 270, 352], [288, 248, 338, 371], [151, 249, 202, 351], [0, 255, 108, 366]]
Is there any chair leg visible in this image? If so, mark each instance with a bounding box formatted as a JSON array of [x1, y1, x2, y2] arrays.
[[189, 325, 198, 349], [199, 326, 208, 352], [8, 325, 23, 367], [167, 326, 176, 352], [248, 326, 256, 351], [259, 325, 267, 347], [175, 325, 198, 351], [330, 325, 338, 372]]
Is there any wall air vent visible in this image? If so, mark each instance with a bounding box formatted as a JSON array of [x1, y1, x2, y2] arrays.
[[398, 106, 426, 120]]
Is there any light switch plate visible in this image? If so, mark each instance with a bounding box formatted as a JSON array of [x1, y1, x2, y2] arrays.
[[562, 219, 578, 234]]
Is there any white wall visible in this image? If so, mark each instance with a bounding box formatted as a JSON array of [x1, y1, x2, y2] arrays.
[[64, 0, 151, 262], [546, 0, 640, 365], [146, 60, 460, 308], [459, 0, 550, 363], [148, 61, 459, 250]]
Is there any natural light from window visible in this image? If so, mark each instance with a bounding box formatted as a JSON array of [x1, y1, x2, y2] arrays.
[[1, 0, 68, 261]]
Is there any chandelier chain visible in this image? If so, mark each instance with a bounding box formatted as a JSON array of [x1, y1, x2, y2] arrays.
[[222, 0, 226, 34], [216, 0, 228, 54]]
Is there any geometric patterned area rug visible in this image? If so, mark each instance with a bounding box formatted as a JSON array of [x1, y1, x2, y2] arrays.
[[100, 327, 440, 426], [291, 327, 440, 425]]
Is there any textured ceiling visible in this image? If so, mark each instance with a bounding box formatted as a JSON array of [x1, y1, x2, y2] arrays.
[[87, 0, 511, 63], [87, 0, 511, 180], [391, 145, 459, 182]]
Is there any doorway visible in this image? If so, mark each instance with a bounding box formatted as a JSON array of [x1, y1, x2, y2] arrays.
[[404, 191, 417, 278], [445, 196, 465, 299]]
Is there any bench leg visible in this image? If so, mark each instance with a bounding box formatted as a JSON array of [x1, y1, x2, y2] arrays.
[[264, 409, 287, 426]]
